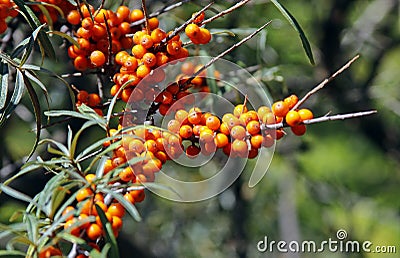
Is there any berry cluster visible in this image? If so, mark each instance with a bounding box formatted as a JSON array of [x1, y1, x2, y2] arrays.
[[75, 90, 103, 116], [0, 0, 18, 34], [111, 20, 192, 103], [66, 4, 141, 70], [271, 94, 314, 136]]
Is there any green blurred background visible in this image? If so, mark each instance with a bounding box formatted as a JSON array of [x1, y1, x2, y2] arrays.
[[1, 0, 399, 257]]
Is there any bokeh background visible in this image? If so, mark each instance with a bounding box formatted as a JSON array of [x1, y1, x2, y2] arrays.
[[1, 0, 399, 257]]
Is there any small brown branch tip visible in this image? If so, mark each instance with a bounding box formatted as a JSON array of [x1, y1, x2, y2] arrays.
[[302, 110, 377, 125], [201, 0, 251, 26], [292, 55, 360, 110]]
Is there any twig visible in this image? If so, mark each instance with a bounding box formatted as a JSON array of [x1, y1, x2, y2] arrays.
[[201, 0, 251, 26], [302, 110, 377, 125], [262, 110, 377, 129], [141, 0, 150, 33], [181, 20, 272, 88], [292, 55, 360, 110], [129, 0, 192, 28], [163, 2, 214, 43]]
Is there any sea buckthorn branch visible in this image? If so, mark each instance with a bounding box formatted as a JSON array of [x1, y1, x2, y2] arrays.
[[181, 20, 272, 89], [129, 0, 192, 28], [200, 0, 251, 26], [292, 55, 360, 110], [163, 1, 214, 43], [141, 0, 149, 33], [261, 110, 377, 130]]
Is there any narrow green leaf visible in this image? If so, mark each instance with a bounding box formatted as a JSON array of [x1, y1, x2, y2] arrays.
[[13, 0, 55, 59], [27, 1, 65, 19], [76, 133, 121, 162], [11, 24, 45, 60], [2, 163, 41, 189], [70, 120, 99, 159], [0, 70, 25, 125], [45, 109, 93, 120], [105, 78, 135, 127], [22, 73, 42, 160], [0, 250, 26, 257], [270, 0, 314, 65], [39, 138, 69, 156], [100, 244, 111, 258], [48, 30, 80, 48], [0, 61, 9, 110], [77, 104, 107, 129], [101, 188, 141, 221], [24, 214, 38, 244], [95, 204, 119, 258], [56, 232, 86, 244], [95, 156, 108, 179], [0, 184, 35, 204]]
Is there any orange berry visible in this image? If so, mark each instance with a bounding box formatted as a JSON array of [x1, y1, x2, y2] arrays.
[[250, 134, 263, 149], [291, 124, 306, 136], [257, 106, 271, 120], [87, 223, 102, 240], [85, 174, 96, 184], [188, 109, 202, 125], [298, 108, 313, 121], [175, 109, 189, 123], [151, 28, 166, 43], [111, 216, 123, 231], [123, 56, 138, 70], [284, 94, 298, 109], [67, 10, 81, 25], [119, 166, 135, 182], [136, 65, 151, 78], [142, 52, 157, 67], [193, 11, 205, 24], [156, 52, 169, 66], [214, 133, 229, 148], [107, 203, 125, 218], [94, 9, 109, 23], [246, 120, 260, 135], [129, 139, 145, 153], [116, 5, 130, 20], [230, 125, 247, 140], [131, 44, 147, 59], [232, 139, 248, 157], [186, 145, 200, 158], [233, 104, 248, 117], [205, 115, 221, 131], [198, 28, 211, 44], [262, 134, 274, 147], [179, 125, 193, 139], [90, 50, 106, 67], [76, 188, 93, 202], [130, 9, 144, 22], [185, 23, 200, 39], [81, 17, 94, 30], [91, 24, 106, 38], [148, 17, 159, 30], [80, 4, 94, 18], [39, 246, 62, 258], [199, 128, 214, 143], [166, 41, 181, 56], [167, 119, 180, 133], [74, 55, 89, 71], [272, 101, 289, 117], [88, 93, 101, 107], [285, 110, 301, 126], [140, 35, 153, 49]]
